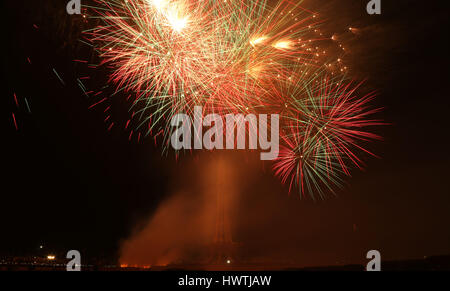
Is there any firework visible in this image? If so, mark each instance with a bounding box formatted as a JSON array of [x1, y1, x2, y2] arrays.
[[80, 0, 383, 197], [274, 76, 383, 197], [85, 0, 321, 115]]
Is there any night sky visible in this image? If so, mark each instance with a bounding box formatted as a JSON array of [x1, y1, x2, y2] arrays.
[[2, 0, 450, 266]]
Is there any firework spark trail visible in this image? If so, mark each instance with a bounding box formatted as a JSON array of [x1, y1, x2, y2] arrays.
[[52, 68, 66, 85], [81, 0, 384, 197], [12, 113, 18, 130]]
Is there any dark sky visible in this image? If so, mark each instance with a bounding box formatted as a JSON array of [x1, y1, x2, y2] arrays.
[[2, 0, 450, 266]]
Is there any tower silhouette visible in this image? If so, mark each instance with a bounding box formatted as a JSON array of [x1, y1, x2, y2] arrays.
[[209, 156, 238, 265]]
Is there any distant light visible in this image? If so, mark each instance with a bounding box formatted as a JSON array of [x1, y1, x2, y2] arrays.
[[226, 259, 231, 264], [39, 245, 43, 249], [47, 255, 56, 260]]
